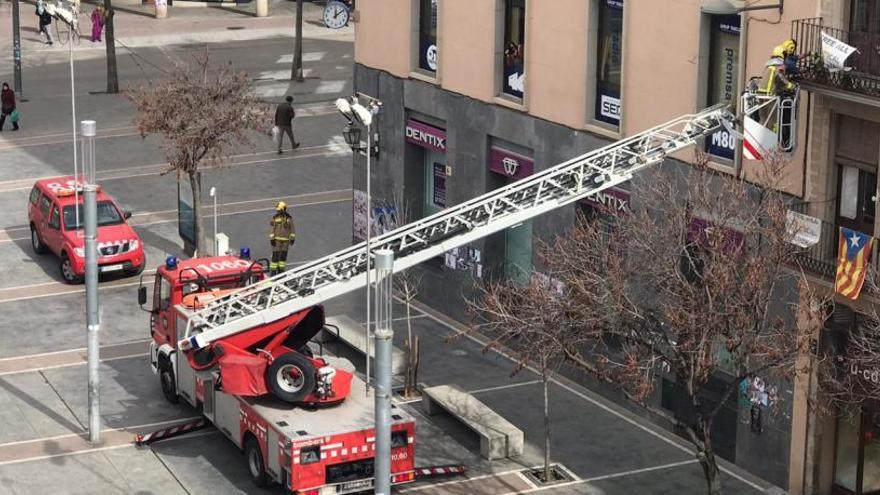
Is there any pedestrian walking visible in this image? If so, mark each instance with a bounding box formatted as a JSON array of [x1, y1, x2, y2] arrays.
[[90, 6, 105, 43], [37, 1, 54, 46], [269, 202, 296, 275], [0, 83, 20, 132], [274, 95, 300, 154]]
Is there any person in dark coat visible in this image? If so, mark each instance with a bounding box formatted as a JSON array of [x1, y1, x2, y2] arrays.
[[274, 95, 300, 154], [0, 83, 18, 132], [37, 1, 54, 46]]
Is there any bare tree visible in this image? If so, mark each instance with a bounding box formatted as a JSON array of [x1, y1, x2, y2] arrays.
[[466, 274, 576, 484], [473, 155, 822, 494], [128, 52, 270, 255], [386, 193, 423, 398]]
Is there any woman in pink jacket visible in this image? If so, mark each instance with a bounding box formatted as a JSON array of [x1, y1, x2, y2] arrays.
[[90, 6, 104, 43]]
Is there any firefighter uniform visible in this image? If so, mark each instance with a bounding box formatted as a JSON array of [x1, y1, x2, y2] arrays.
[[269, 202, 296, 275]]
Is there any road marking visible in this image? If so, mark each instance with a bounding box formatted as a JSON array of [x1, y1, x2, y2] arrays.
[[0, 417, 201, 466], [405, 299, 768, 493], [276, 52, 326, 64], [315, 80, 347, 94], [0, 141, 349, 195], [0, 103, 337, 151]]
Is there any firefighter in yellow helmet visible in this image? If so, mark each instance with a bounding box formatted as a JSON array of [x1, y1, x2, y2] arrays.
[[762, 42, 797, 95], [269, 201, 295, 275]]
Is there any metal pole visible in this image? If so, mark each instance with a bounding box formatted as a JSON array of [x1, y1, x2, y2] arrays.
[[12, 0, 22, 96], [213, 189, 218, 255], [365, 122, 371, 395], [81, 120, 100, 444], [373, 249, 394, 495]]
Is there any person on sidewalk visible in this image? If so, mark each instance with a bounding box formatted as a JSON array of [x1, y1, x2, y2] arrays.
[[38, 3, 54, 46], [274, 95, 300, 154], [269, 202, 296, 275], [0, 83, 19, 132], [90, 6, 105, 43]]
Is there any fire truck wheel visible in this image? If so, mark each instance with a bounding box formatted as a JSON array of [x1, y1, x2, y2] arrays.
[[244, 436, 269, 487], [158, 357, 179, 404], [59, 253, 82, 284], [30, 225, 47, 254], [266, 352, 316, 403]]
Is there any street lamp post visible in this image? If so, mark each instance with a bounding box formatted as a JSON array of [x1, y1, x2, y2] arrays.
[[81, 120, 100, 444]]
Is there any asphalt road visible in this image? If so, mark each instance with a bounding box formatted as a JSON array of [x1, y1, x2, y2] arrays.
[[0, 10, 776, 495]]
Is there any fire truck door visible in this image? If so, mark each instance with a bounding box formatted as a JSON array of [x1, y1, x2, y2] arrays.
[[267, 427, 281, 482], [214, 392, 242, 448]]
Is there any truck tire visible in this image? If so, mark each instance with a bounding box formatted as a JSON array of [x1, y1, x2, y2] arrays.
[[30, 225, 47, 254], [244, 435, 269, 487], [266, 352, 316, 403], [158, 357, 179, 404]]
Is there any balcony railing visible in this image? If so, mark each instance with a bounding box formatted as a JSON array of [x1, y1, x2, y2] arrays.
[[791, 18, 880, 99], [790, 213, 880, 294]]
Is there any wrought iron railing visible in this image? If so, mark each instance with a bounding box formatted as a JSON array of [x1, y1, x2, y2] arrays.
[[791, 18, 880, 99]]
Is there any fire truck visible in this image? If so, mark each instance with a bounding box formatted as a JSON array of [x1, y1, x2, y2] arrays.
[[139, 255, 416, 493], [139, 104, 770, 493]]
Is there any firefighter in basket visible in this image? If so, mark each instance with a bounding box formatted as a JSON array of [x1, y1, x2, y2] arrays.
[[269, 201, 295, 275]]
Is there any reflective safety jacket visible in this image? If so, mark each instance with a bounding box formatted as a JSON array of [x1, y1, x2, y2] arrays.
[[270, 211, 296, 246]]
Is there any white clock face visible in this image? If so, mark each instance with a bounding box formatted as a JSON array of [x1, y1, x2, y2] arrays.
[[323, 1, 349, 29]]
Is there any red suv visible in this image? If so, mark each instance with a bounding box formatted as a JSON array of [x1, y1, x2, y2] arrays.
[[28, 177, 146, 283]]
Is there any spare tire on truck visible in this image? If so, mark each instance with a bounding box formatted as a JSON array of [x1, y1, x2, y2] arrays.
[[266, 352, 316, 403]]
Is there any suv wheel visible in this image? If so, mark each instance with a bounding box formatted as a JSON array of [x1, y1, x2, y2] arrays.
[[30, 225, 47, 254], [59, 253, 82, 284]]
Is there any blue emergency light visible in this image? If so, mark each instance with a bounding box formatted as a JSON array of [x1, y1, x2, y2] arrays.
[[165, 256, 178, 270], [240, 247, 251, 260]]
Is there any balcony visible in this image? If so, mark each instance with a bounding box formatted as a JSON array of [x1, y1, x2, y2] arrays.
[[791, 18, 880, 100], [791, 213, 880, 295]]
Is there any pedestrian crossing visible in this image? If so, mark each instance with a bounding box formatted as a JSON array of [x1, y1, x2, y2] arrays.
[[254, 51, 350, 100]]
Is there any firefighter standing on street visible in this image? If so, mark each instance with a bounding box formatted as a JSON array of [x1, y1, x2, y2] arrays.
[[269, 202, 295, 275]]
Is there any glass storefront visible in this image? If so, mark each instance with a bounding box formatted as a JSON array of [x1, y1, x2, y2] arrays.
[[835, 406, 880, 494]]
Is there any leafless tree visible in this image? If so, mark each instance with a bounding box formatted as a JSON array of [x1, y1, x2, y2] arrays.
[[470, 154, 823, 494], [128, 52, 270, 255], [467, 274, 577, 484], [386, 193, 423, 398]]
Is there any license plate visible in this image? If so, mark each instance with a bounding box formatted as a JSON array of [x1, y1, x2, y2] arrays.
[[339, 479, 372, 492], [100, 264, 123, 273]]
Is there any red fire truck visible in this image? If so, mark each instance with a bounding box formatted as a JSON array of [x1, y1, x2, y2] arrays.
[[139, 254, 417, 493]]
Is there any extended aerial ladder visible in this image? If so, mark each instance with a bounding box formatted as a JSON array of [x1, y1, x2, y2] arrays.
[[178, 104, 735, 352]]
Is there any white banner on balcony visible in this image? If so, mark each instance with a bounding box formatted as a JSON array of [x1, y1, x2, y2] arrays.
[[786, 210, 822, 248], [821, 31, 858, 71]]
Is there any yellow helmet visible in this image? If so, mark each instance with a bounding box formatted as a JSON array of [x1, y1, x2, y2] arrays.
[[276, 201, 287, 211], [781, 39, 796, 54], [772, 45, 786, 58]]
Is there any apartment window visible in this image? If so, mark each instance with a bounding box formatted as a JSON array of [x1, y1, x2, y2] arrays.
[[501, 0, 526, 99], [851, 0, 880, 33], [418, 0, 439, 73], [705, 15, 740, 161], [836, 116, 880, 236], [595, 0, 624, 126]]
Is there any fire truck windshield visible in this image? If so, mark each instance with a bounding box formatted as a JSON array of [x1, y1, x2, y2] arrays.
[[62, 201, 124, 230]]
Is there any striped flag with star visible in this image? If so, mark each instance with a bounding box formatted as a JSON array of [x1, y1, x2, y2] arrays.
[[835, 227, 874, 300]]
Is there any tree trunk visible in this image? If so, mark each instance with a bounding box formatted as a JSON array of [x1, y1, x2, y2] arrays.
[[542, 366, 552, 483], [404, 292, 414, 397], [291, 0, 304, 82], [695, 421, 723, 495], [189, 171, 205, 256], [103, 0, 118, 93]]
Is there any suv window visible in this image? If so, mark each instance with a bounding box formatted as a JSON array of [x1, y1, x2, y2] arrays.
[[39, 194, 52, 217], [29, 187, 40, 205], [48, 206, 61, 230]]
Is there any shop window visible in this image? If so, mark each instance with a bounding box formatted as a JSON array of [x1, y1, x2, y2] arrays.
[[704, 14, 740, 161], [501, 0, 526, 99], [423, 157, 446, 218], [835, 406, 880, 494], [594, 0, 624, 126], [417, 0, 439, 73]]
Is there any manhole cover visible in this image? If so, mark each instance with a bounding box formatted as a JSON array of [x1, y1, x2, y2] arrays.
[[521, 465, 574, 486], [227, 26, 246, 30]]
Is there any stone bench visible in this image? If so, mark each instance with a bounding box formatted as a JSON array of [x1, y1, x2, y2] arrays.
[[320, 315, 405, 375], [422, 384, 523, 460]]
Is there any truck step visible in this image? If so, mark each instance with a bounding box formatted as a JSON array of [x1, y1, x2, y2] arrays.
[[134, 418, 207, 445], [414, 465, 467, 479]]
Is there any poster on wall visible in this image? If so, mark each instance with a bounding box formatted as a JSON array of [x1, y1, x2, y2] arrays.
[[706, 15, 740, 160], [353, 190, 368, 241], [432, 162, 447, 207]]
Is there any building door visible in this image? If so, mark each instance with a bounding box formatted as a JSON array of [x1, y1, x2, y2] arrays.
[[851, 0, 880, 33], [834, 406, 880, 494]]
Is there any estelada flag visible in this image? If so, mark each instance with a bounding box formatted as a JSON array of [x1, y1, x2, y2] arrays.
[[835, 227, 874, 300]]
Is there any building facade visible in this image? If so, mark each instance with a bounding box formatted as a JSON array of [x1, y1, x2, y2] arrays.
[[351, 0, 879, 493]]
